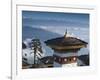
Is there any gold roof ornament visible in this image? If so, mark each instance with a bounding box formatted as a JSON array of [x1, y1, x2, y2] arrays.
[[64, 29, 67, 38]]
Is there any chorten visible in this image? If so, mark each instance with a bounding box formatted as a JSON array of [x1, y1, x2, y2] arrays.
[[45, 29, 88, 67]]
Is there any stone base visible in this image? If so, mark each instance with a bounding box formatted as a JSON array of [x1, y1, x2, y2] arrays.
[[54, 62, 77, 67]]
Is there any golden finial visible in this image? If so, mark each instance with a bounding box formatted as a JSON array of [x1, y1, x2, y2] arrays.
[[64, 29, 67, 38]]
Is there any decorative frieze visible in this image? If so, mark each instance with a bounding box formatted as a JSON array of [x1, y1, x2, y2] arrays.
[[54, 55, 77, 64]]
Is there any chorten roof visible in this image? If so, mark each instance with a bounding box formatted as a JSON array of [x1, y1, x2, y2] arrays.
[[44, 29, 88, 50]]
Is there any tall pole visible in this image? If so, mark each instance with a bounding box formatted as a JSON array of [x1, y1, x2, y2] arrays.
[[34, 47, 36, 64]]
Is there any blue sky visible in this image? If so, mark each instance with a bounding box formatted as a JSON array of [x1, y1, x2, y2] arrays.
[[22, 11, 89, 42], [22, 11, 89, 28]]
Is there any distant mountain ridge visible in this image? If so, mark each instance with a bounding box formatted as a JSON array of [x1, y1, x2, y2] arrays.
[[22, 26, 61, 41]]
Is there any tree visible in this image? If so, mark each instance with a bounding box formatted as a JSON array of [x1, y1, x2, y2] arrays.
[[31, 39, 43, 65]]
